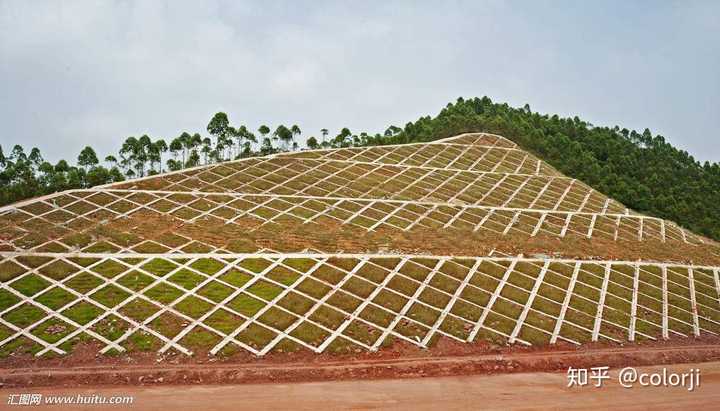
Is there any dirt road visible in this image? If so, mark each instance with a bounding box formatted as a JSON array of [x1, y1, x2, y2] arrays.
[[2, 361, 719, 410]]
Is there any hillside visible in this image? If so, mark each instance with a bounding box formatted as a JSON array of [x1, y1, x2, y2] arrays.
[[2, 98, 719, 244], [377, 97, 720, 240], [0, 132, 719, 359]]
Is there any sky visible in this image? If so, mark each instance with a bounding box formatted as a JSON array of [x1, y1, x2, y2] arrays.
[[1, 0, 719, 164]]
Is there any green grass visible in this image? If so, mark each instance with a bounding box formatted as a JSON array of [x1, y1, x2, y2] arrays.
[[180, 328, 221, 348], [227, 294, 266, 317], [197, 281, 234, 303], [205, 309, 242, 334], [141, 259, 178, 276], [2, 303, 45, 328], [266, 267, 301, 286], [0, 261, 26, 281], [174, 296, 213, 319], [236, 323, 275, 347], [0, 289, 21, 312], [91, 315, 130, 341], [91, 260, 129, 279], [309, 305, 345, 329], [239, 258, 272, 273], [36, 287, 75, 310], [31, 318, 75, 344], [258, 307, 296, 330], [289, 322, 329, 346], [64, 272, 104, 294], [10, 274, 50, 296], [168, 269, 205, 290], [119, 299, 161, 322], [219, 269, 253, 287], [125, 330, 160, 351], [117, 271, 155, 291], [91, 285, 131, 308], [190, 258, 225, 275], [246, 280, 283, 301], [144, 283, 183, 304], [277, 292, 315, 315]]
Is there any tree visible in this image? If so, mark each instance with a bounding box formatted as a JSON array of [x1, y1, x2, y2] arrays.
[[208, 112, 234, 160], [260, 136, 274, 155], [136, 135, 153, 176], [273, 125, 293, 151], [258, 125, 270, 137], [148, 139, 167, 174], [201, 137, 212, 164], [306, 136, 319, 150], [321, 128, 329, 144], [104, 155, 118, 168], [207, 112, 230, 141], [177, 132, 194, 167], [290, 125, 301, 151], [78, 146, 99, 171], [169, 137, 183, 165], [119, 137, 139, 177]]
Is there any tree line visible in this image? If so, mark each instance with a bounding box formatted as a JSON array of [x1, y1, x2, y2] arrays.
[[0, 112, 384, 206], [2, 98, 719, 241]]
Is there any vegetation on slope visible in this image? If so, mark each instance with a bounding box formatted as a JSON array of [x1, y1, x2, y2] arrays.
[[1, 97, 718, 240], [380, 97, 720, 240]]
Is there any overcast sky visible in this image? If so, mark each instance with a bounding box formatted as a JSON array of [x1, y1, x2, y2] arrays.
[[1, 1, 718, 164]]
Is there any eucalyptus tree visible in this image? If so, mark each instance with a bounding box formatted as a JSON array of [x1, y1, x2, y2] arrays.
[[201, 137, 212, 164], [290, 125, 301, 151], [321, 128, 328, 144], [104, 155, 118, 168], [136, 135, 153, 176], [148, 139, 168, 174], [119, 136, 139, 177], [306, 136, 319, 150], [78, 146, 99, 171], [273, 125, 293, 151]]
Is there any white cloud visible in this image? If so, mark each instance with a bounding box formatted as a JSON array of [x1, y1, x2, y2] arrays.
[[0, 0, 718, 163]]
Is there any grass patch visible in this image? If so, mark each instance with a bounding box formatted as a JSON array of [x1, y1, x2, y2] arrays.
[[258, 307, 297, 330], [227, 293, 266, 317], [219, 269, 253, 288], [119, 298, 160, 322], [266, 267, 301, 286], [205, 309, 243, 334], [0, 261, 26, 281], [144, 283, 183, 304], [141, 259, 178, 276], [246, 280, 283, 301], [277, 292, 315, 315], [190, 258, 225, 275], [168, 269, 205, 290], [0, 289, 21, 312], [10, 274, 50, 296], [62, 302, 103, 325], [174, 296, 213, 319], [3, 303, 46, 328], [31, 318, 75, 343], [91, 260, 129, 279], [36, 287, 75, 310], [117, 271, 155, 291], [91, 285, 130, 308], [64, 272, 103, 294], [197, 281, 234, 303]]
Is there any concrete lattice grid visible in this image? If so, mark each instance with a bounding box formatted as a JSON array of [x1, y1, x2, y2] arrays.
[[0, 133, 718, 357]]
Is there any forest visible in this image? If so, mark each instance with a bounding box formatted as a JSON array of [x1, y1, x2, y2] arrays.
[[2, 97, 719, 241]]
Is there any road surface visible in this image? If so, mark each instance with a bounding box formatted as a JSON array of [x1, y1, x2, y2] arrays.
[[2, 361, 719, 410]]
